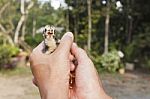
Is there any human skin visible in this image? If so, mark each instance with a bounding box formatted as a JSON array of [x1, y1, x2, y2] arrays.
[[30, 32, 111, 99], [30, 32, 73, 99], [69, 43, 112, 99]]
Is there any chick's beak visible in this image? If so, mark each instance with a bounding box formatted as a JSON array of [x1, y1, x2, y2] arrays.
[[48, 32, 53, 35]]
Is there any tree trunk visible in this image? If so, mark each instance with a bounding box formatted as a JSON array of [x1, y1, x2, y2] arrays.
[[104, 0, 110, 54], [66, 5, 70, 31], [87, 0, 92, 51], [0, 2, 10, 17], [0, 2, 14, 45], [32, 19, 36, 37], [0, 24, 6, 33], [74, 0, 78, 43], [21, 0, 26, 41], [0, 24, 14, 46], [14, 0, 34, 44], [127, 0, 133, 43], [128, 17, 133, 43], [74, 16, 78, 42], [21, 16, 27, 41], [14, 15, 25, 43]]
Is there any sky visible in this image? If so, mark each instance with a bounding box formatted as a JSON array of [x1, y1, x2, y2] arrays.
[[38, 0, 67, 10], [38, 0, 122, 11]]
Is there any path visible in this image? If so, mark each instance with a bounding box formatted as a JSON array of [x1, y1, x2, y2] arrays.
[[0, 71, 150, 99], [0, 75, 40, 99], [102, 72, 150, 99]]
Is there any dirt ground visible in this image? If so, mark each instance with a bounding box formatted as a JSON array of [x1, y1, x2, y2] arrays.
[[102, 71, 150, 99], [0, 70, 150, 99], [0, 75, 40, 99]]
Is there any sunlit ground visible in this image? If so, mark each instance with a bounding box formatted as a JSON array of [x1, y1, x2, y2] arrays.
[[0, 67, 40, 99], [0, 67, 150, 99]]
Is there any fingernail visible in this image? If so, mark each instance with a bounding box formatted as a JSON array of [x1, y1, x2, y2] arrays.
[[73, 43, 78, 47], [64, 32, 73, 40]]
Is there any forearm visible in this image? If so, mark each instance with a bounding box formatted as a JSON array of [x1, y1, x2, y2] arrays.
[[39, 76, 69, 99]]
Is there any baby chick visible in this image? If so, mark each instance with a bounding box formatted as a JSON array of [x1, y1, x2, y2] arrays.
[[43, 25, 59, 54]]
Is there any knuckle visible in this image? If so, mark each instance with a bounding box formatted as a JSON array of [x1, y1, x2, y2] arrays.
[[32, 48, 37, 53], [29, 53, 36, 66], [29, 53, 34, 62]]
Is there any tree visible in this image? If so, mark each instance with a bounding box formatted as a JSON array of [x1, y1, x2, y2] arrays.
[[66, 4, 70, 31], [87, 0, 92, 51], [14, 0, 34, 44], [0, 0, 14, 45], [125, 0, 133, 44], [104, 0, 110, 54]]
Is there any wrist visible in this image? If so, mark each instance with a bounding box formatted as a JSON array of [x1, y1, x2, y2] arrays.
[[39, 74, 69, 99], [41, 81, 69, 99]]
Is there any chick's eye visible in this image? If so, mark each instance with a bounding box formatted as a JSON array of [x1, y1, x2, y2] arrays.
[[44, 29, 47, 32]]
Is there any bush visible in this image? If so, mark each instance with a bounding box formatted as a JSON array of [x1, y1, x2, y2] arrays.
[[91, 49, 124, 72], [101, 50, 123, 72], [124, 33, 150, 68], [90, 51, 103, 72], [0, 45, 19, 69], [146, 59, 150, 68]]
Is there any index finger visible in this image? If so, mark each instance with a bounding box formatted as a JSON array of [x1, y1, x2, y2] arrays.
[[71, 43, 89, 64]]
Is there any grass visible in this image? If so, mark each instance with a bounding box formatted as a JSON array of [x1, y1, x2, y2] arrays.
[[0, 66, 32, 77]]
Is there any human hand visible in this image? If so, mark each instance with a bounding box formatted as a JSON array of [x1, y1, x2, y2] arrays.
[[30, 32, 74, 99], [69, 44, 112, 99], [30, 32, 111, 99]]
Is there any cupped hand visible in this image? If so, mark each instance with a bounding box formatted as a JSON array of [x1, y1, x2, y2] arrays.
[[69, 44, 112, 99]]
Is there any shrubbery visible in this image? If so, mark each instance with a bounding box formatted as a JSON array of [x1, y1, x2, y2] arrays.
[[124, 33, 150, 68], [91, 49, 124, 72], [0, 45, 19, 69]]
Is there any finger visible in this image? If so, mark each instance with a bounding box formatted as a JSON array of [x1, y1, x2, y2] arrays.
[[71, 43, 89, 64], [69, 53, 74, 61], [69, 53, 76, 71], [71, 44, 104, 92], [32, 78, 38, 87], [70, 62, 75, 71], [55, 32, 74, 56]]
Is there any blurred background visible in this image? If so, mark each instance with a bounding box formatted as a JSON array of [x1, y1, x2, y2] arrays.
[[0, 0, 150, 99]]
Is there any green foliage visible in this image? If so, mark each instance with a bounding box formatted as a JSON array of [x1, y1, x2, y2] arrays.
[[100, 50, 122, 72], [91, 49, 124, 72], [124, 43, 137, 62], [90, 51, 102, 72], [0, 45, 19, 69], [0, 0, 20, 31], [27, 1, 66, 34], [25, 34, 43, 48], [145, 59, 150, 68], [124, 32, 150, 65]]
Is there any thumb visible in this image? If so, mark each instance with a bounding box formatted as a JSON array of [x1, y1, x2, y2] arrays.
[[55, 32, 74, 56]]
